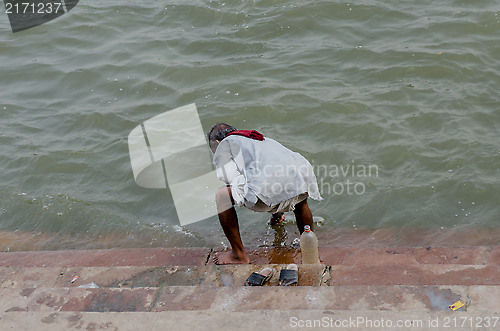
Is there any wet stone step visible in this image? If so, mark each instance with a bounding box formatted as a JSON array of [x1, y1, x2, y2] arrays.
[[0, 246, 496, 268], [1, 263, 499, 289], [0, 248, 211, 268], [331, 265, 500, 286], [0, 264, 329, 288]]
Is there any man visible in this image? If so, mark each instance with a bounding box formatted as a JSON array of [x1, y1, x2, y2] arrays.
[[208, 123, 323, 264]]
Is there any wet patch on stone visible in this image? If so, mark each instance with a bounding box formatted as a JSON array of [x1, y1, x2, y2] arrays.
[[110, 266, 207, 287], [66, 313, 84, 328], [153, 287, 217, 311], [208, 247, 300, 265], [41, 312, 58, 324], [20, 288, 36, 297], [61, 288, 156, 312], [35, 292, 66, 309], [5, 306, 28, 312], [219, 272, 234, 286], [409, 286, 464, 311]]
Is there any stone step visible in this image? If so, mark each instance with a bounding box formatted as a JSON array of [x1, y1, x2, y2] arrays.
[[1, 285, 499, 313], [1, 247, 499, 331], [1, 263, 499, 289], [0, 247, 211, 268], [2, 310, 499, 331], [1, 246, 498, 267], [1, 246, 498, 288]]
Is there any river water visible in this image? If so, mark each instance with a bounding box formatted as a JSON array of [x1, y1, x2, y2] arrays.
[[1, 0, 499, 251]]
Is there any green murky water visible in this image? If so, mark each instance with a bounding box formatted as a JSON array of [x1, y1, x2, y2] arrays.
[[1, 0, 499, 251]]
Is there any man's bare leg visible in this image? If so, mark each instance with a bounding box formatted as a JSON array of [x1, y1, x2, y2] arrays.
[[213, 186, 250, 264], [293, 198, 313, 234]]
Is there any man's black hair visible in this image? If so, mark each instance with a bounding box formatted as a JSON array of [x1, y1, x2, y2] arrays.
[[207, 123, 237, 147]]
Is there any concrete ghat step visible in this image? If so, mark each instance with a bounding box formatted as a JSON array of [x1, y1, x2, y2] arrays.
[[0, 246, 498, 331], [0, 248, 212, 268], [2, 310, 499, 331], [0, 264, 327, 288], [1, 264, 499, 289], [1, 286, 499, 313], [1, 246, 498, 267]]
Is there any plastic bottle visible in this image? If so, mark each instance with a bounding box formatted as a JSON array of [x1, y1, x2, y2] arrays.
[[300, 225, 320, 264]]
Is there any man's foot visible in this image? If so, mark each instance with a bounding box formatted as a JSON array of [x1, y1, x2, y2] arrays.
[[213, 250, 250, 265], [270, 213, 285, 226]]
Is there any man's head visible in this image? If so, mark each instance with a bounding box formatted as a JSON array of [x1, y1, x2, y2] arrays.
[[207, 123, 237, 153]]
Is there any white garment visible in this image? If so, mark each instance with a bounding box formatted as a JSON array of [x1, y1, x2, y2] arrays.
[[213, 135, 322, 208]]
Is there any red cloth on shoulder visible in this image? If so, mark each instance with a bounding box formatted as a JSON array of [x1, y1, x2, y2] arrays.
[[225, 130, 265, 141]]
